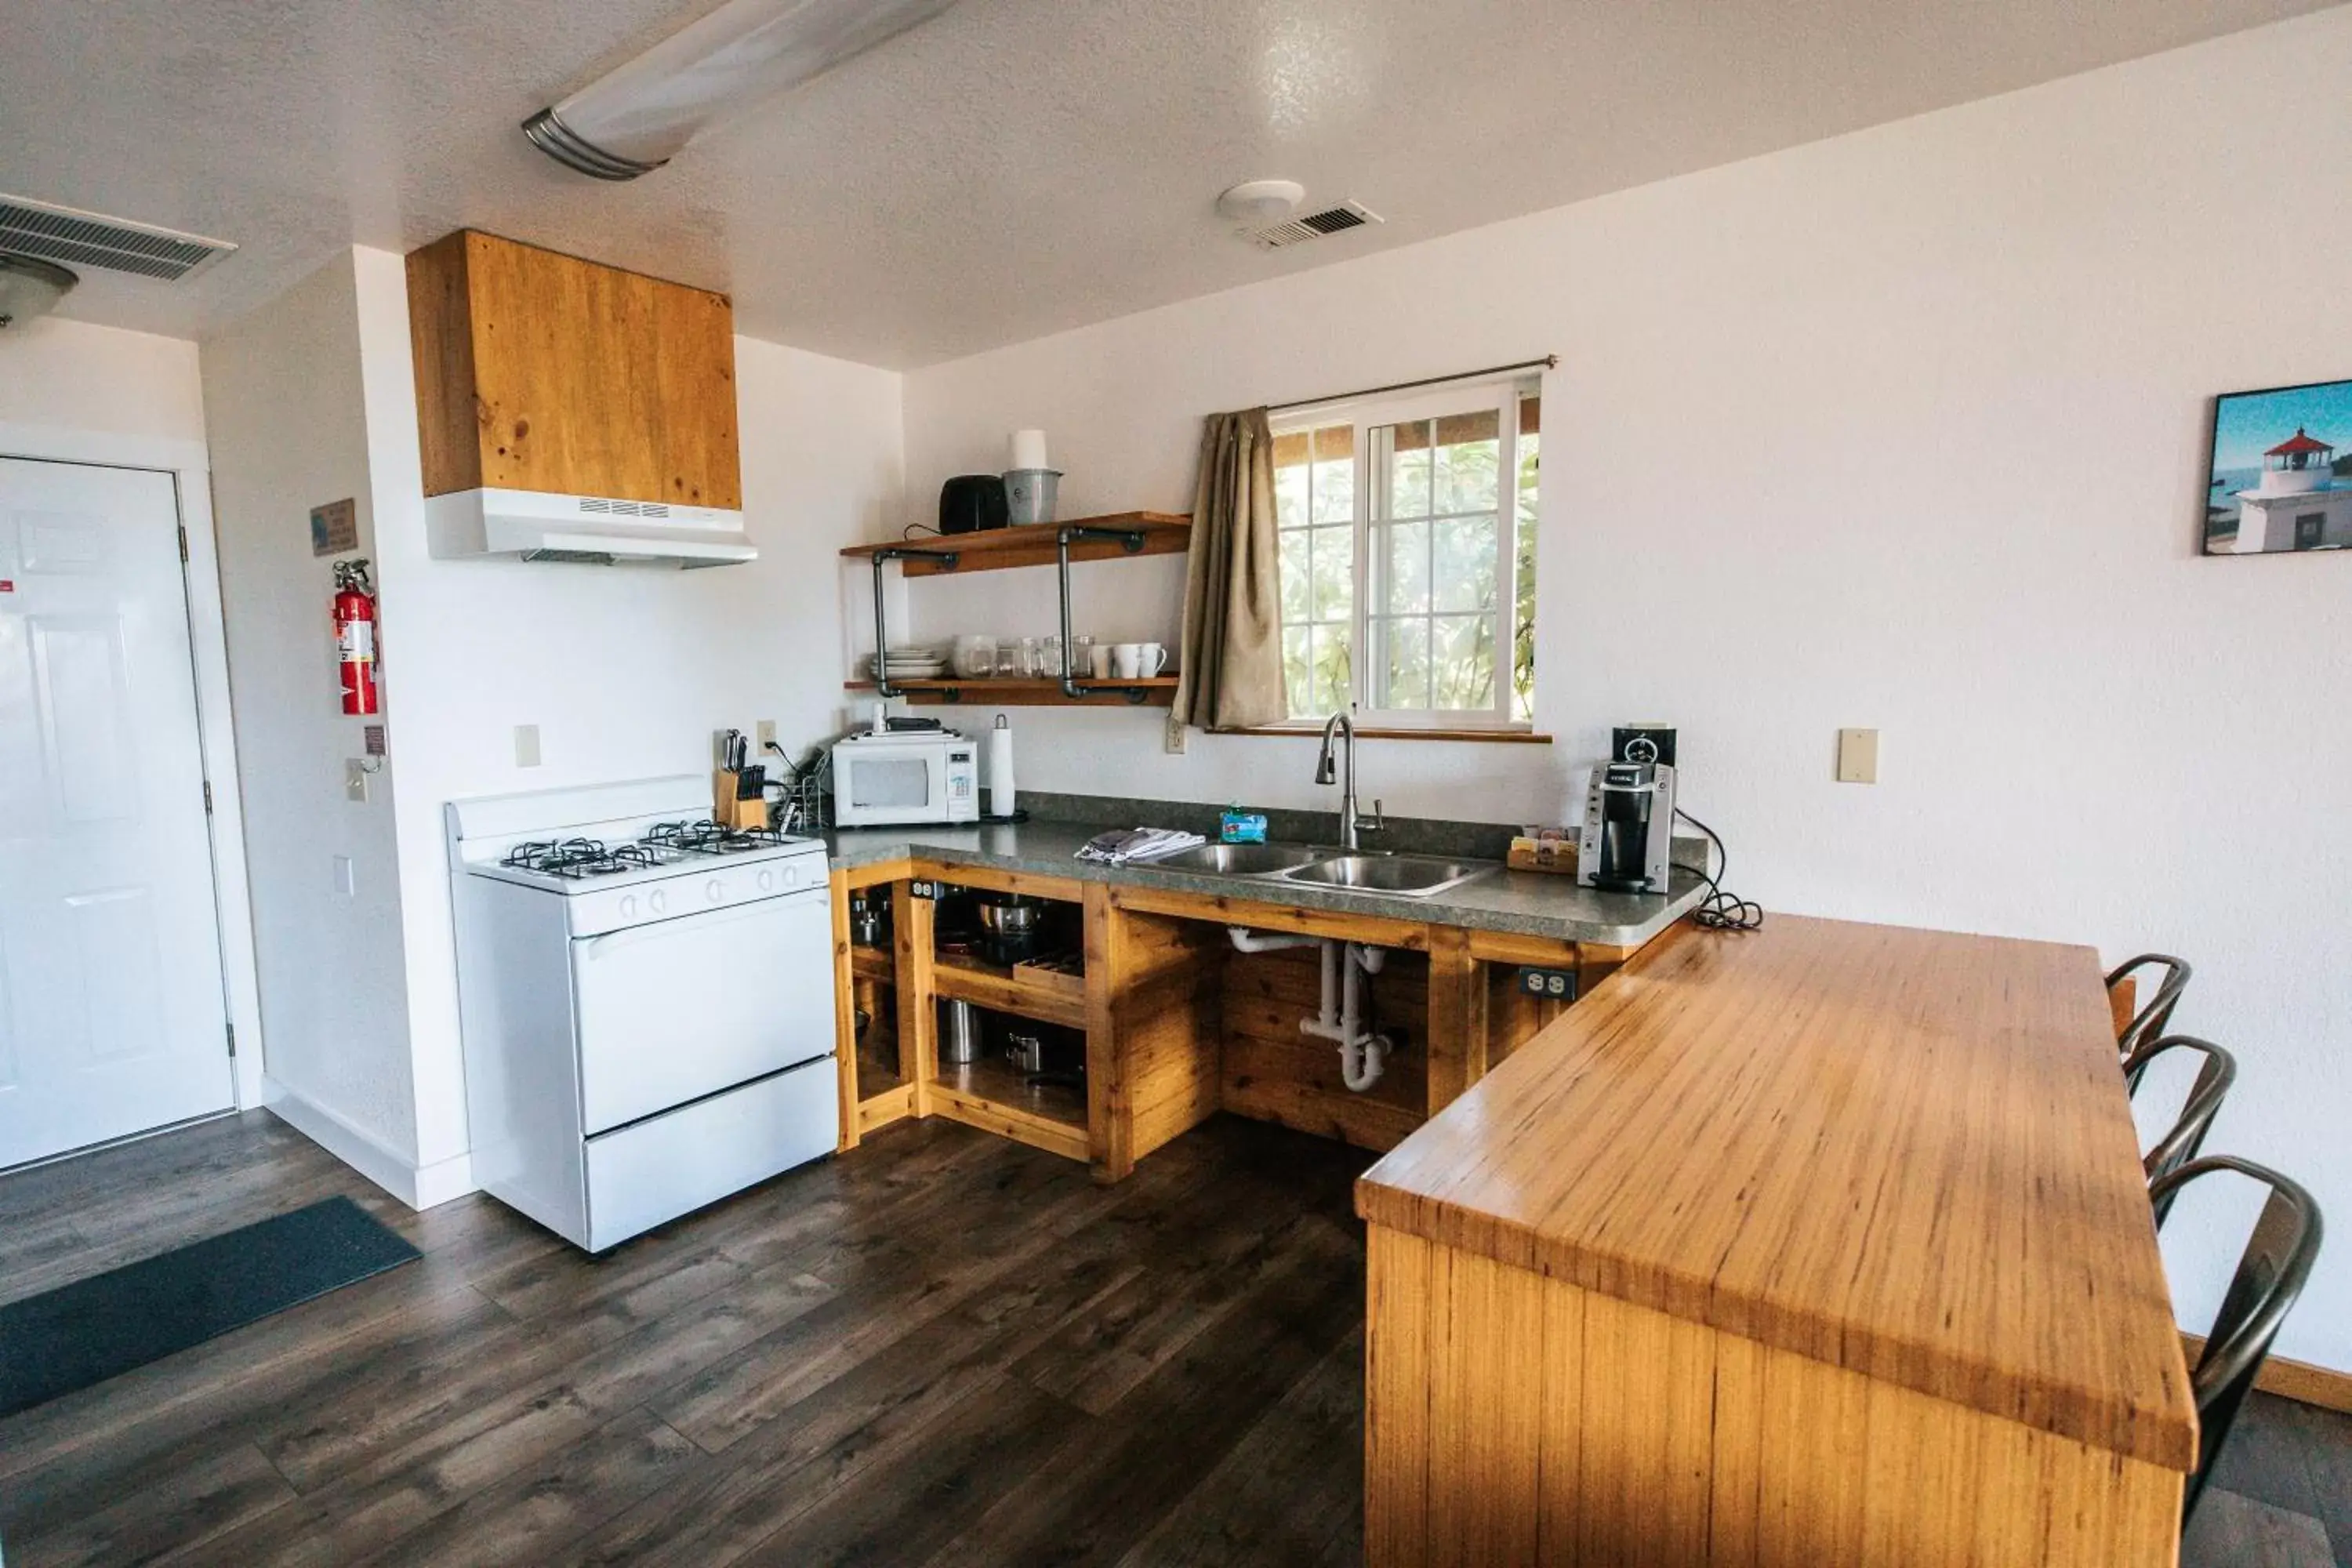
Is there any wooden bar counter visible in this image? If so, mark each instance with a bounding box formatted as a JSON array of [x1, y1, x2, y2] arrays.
[[1355, 915, 2197, 1566]]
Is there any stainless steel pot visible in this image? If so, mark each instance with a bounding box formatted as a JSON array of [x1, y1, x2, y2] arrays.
[[976, 897, 1041, 935], [1005, 1031, 1046, 1074]]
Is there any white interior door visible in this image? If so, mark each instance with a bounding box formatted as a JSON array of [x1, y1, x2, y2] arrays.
[[0, 456, 232, 1167]]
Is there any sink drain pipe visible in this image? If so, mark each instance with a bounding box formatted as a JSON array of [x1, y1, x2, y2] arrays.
[[1225, 927, 1392, 1092]]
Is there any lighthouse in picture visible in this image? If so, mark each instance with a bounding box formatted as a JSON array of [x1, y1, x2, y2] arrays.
[[2235, 427, 2352, 552]]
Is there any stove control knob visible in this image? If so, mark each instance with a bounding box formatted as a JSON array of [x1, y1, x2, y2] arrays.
[[649, 889, 668, 914], [757, 869, 775, 892], [706, 878, 724, 902], [782, 865, 800, 887], [619, 895, 638, 920]]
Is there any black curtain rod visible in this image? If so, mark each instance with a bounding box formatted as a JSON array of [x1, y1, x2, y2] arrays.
[[1264, 355, 1558, 414]]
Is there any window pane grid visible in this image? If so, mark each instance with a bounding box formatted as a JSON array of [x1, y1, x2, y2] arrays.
[[1276, 422, 1356, 717], [1366, 413, 1501, 716], [1272, 385, 1535, 727]]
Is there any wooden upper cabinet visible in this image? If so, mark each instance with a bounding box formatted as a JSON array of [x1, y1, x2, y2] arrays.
[[406, 230, 742, 510]]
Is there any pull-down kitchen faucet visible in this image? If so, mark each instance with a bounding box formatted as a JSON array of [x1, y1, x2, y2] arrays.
[[1315, 711, 1385, 851]]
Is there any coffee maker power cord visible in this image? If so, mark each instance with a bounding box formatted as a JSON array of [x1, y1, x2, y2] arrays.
[[1675, 808, 1764, 932]]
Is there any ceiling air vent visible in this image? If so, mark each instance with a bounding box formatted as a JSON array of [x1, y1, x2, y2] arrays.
[[0, 194, 235, 282], [1250, 200, 1383, 251]]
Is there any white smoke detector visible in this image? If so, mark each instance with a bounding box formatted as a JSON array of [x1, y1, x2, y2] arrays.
[[1216, 180, 1305, 227]]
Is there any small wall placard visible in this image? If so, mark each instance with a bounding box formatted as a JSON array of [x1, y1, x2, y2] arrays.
[[310, 498, 358, 557]]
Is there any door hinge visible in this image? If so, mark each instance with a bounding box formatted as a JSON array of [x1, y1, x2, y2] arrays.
[[203, 779, 214, 814], [178, 524, 191, 564], [225, 1022, 237, 1058]]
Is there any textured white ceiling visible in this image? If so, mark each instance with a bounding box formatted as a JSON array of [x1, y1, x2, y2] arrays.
[[3, 0, 2335, 367]]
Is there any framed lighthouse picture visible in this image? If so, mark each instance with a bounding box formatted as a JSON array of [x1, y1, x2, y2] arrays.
[[2203, 377, 2352, 555]]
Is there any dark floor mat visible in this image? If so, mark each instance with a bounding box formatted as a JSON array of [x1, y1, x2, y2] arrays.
[[0, 1195, 419, 1417]]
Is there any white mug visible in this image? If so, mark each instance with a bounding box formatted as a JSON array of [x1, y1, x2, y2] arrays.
[[1138, 641, 1169, 677], [1088, 644, 1113, 680], [1111, 643, 1146, 680]]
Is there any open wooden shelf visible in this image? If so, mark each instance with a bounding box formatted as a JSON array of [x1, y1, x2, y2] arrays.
[[855, 1054, 906, 1099], [849, 944, 895, 983], [844, 677, 1177, 708], [931, 950, 1090, 1029], [839, 513, 1189, 578], [928, 1057, 1089, 1163]]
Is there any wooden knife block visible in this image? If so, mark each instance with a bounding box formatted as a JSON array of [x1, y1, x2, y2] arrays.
[[712, 771, 769, 831]]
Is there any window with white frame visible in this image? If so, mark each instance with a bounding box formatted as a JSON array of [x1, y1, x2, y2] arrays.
[[1272, 376, 1539, 728]]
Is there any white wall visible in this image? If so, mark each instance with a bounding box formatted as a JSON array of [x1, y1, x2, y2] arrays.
[[346, 247, 906, 1175], [899, 9, 2352, 1370], [201, 256, 423, 1180], [0, 316, 207, 450]]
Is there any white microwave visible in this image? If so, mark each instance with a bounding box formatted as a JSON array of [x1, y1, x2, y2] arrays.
[[831, 730, 980, 827]]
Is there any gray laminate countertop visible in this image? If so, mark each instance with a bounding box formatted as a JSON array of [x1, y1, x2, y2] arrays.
[[821, 816, 1705, 948]]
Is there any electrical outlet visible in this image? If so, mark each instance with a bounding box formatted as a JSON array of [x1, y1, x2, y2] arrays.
[[344, 758, 371, 803], [514, 724, 542, 768], [1519, 967, 1577, 1000], [1836, 728, 1879, 784], [756, 719, 777, 751]]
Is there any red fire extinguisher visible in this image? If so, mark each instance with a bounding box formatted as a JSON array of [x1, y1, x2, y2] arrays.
[[332, 557, 379, 716]]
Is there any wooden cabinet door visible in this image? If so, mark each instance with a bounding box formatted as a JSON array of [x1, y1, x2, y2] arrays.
[[408, 229, 740, 510]]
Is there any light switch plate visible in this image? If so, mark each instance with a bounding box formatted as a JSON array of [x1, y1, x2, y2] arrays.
[[344, 758, 371, 802], [1836, 728, 1879, 784], [332, 855, 356, 897], [514, 724, 542, 768]]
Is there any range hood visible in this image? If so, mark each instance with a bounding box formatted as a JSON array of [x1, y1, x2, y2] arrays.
[[424, 487, 756, 568]]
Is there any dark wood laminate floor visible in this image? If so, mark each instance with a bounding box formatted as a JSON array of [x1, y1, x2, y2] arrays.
[[2, 1109, 2347, 1566], [0, 1109, 1372, 1566]]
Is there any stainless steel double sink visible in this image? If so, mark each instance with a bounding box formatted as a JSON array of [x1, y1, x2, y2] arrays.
[[1146, 840, 1494, 899]]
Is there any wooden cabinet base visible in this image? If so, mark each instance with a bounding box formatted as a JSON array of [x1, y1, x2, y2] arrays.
[[833, 859, 1664, 1180], [1364, 1226, 2183, 1567]]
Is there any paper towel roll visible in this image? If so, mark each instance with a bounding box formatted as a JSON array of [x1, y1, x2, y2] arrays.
[[1008, 428, 1049, 472], [986, 715, 1016, 818]]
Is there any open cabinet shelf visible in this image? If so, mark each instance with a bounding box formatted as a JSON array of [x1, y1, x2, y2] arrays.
[[847, 510, 1189, 714], [839, 513, 1189, 577], [928, 1058, 1090, 1163], [931, 951, 1090, 1029], [845, 677, 1177, 707]]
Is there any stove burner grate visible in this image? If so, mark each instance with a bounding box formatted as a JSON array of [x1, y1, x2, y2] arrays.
[[500, 837, 648, 880], [643, 820, 786, 856]]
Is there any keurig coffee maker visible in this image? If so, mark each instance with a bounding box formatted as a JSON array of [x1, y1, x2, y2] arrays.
[[1576, 730, 1677, 894]]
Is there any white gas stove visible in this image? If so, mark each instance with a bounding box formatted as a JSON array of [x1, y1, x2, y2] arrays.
[[446, 776, 837, 1251], [464, 814, 827, 936]]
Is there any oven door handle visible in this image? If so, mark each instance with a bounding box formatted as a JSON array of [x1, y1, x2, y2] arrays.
[[575, 888, 825, 959]]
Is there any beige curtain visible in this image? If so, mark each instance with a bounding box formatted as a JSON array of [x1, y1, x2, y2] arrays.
[[1167, 408, 1287, 744]]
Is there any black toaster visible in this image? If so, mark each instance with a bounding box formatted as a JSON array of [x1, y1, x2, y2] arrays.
[[938, 474, 1011, 534]]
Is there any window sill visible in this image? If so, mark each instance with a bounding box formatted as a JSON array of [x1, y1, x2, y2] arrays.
[[1209, 725, 1552, 746]]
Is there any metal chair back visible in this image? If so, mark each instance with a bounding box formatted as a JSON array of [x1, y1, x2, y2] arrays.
[[2126, 1036, 2236, 1227], [2149, 1156, 2322, 1523], [2106, 953, 2190, 1082]]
